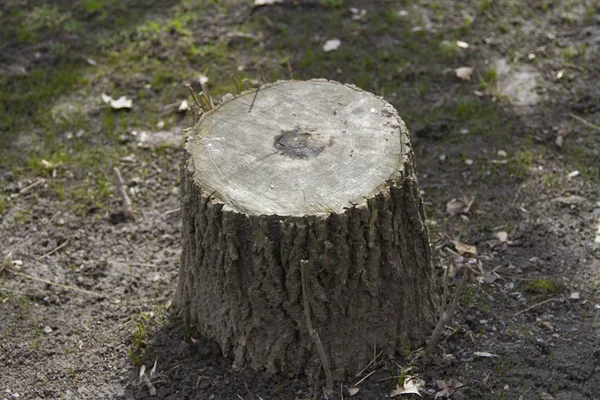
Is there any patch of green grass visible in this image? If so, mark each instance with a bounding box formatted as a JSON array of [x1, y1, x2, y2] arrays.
[[478, 66, 498, 91], [439, 40, 460, 59], [524, 278, 563, 296], [81, 0, 106, 13], [318, 0, 344, 8], [478, 0, 493, 13], [0, 63, 86, 152], [508, 149, 535, 180]]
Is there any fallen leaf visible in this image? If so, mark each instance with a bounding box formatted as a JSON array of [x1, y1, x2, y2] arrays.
[[178, 99, 189, 112], [456, 40, 469, 48], [497, 150, 507, 157], [540, 321, 553, 331], [455, 67, 473, 81], [390, 377, 423, 397], [555, 135, 563, 148], [570, 292, 580, 300], [446, 196, 475, 216], [474, 351, 500, 358], [139, 365, 146, 379], [496, 231, 508, 242], [323, 39, 341, 52], [350, 8, 368, 21], [102, 93, 133, 110], [556, 70, 564, 79], [465, 159, 474, 165], [348, 387, 360, 396], [566, 170, 579, 180], [253, 0, 282, 5]]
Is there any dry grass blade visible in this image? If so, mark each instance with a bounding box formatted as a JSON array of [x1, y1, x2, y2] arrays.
[[569, 113, 600, 131], [514, 297, 562, 316], [5, 266, 101, 297], [113, 167, 134, 220], [38, 240, 69, 259]]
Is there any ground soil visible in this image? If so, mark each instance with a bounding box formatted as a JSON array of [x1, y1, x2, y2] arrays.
[[1, 1, 599, 399]]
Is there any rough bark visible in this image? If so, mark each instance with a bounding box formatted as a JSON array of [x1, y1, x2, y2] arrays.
[[177, 80, 437, 380]]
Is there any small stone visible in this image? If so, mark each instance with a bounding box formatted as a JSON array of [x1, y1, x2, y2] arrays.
[[43, 326, 53, 334], [570, 292, 580, 300], [465, 159, 474, 165], [198, 379, 212, 390]]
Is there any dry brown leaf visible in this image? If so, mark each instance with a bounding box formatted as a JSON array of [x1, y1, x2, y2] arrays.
[[348, 387, 360, 396], [446, 196, 475, 216], [453, 241, 477, 257], [455, 67, 473, 81]]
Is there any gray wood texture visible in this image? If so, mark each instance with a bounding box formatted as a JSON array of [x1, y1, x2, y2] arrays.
[[178, 80, 437, 380], [186, 79, 409, 216]]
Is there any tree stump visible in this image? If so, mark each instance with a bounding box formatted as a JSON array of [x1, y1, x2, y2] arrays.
[[177, 79, 437, 380]]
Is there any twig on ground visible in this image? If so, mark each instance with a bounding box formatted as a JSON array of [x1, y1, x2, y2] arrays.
[[511, 184, 523, 207], [300, 259, 333, 395], [164, 207, 181, 216], [354, 351, 383, 378], [5, 267, 101, 297], [113, 167, 134, 220], [424, 274, 467, 356], [514, 297, 562, 316], [38, 240, 69, 259], [353, 370, 376, 387], [19, 178, 46, 194], [569, 113, 600, 132]]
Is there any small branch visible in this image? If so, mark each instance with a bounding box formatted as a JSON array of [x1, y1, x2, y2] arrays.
[[113, 167, 134, 221], [257, 66, 266, 86], [185, 84, 201, 108], [19, 178, 46, 194], [287, 59, 294, 80], [38, 240, 69, 260], [199, 92, 213, 111], [569, 113, 600, 132], [164, 207, 181, 216], [424, 276, 466, 356], [203, 82, 215, 109], [514, 297, 562, 316], [6, 267, 101, 297], [231, 74, 241, 94], [300, 260, 333, 395], [353, 370, 376, 387]]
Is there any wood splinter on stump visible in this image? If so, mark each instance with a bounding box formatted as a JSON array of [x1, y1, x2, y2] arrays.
[[177, 79, 437, 381]]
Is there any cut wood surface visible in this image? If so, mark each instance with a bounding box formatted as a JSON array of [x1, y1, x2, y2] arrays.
[[185, 79, 409, 216], [178, 79, 437, 380]]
